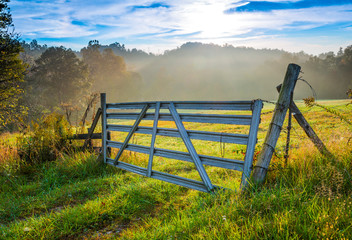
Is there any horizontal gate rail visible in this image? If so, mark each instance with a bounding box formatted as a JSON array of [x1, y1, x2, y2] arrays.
[[106, 125, 249, 144], [106, 112, 252, 125], [107, 101, 253, 111], [101, 93, 263, 192], [106, 158, 215, 192], [70, 133, 102, 140], [107, 141, 245, 170]]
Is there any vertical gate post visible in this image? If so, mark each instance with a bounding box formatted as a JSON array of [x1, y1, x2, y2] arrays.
[[101, 93, 107, 163], [252, 63, 301, 184], [147, 102, 161, 177], [241, 100, 263, 188]]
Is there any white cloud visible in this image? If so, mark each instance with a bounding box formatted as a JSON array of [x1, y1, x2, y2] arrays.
[[8, 0, 352, 54]]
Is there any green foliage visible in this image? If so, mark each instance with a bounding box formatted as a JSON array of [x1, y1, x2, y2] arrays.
[[0, 0, 11, 30], [17, 112, 73, 164], [303, 45, 352, 99], [81, 40, 142, 102], [29, 46, 90, 111], [0, 0, 27, 130], [20, 40, 48, 65]]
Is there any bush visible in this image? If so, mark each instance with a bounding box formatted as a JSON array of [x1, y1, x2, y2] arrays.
[[17, 113, 73, 164]]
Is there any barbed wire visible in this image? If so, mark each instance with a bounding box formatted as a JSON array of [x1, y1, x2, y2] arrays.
[[298, 77, 318, 101], [256, 76, 318, 167], [260, 99, 277, 115]]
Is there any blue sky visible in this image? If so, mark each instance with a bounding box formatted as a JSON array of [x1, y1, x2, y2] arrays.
[[9, 0, 352, 55]]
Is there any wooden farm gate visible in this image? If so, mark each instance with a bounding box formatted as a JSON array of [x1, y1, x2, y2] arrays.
[[76, 63, 331, 192], [100, 95, 263, 192]]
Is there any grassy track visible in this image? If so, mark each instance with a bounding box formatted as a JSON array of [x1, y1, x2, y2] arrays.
[[0, 100, 351, 239]]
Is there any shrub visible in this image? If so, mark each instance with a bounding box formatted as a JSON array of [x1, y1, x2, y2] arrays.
[[17, 112, 73, 164]]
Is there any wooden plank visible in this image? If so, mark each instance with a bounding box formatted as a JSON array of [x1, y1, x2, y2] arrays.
[[113, 105, 149, 165], [252, 64, 301, 184], [101, 93, 107, 163], [147, 102, 160, 177], [106, 124, 249, 144], [71, 133, 102, 140], [290, 102, 333, 158], [107, 140, 245, 170], [241, 100, 263, 188], [107, 112, 252, 125], [106, 101, 252, 111], [83, 108, 102, 149], [106, 158, 215, 192], [169, 102, 213, 192]]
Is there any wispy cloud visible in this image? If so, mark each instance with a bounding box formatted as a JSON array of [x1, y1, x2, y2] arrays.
[[9, 0, 352, 54], [228, 0, 352, 12]]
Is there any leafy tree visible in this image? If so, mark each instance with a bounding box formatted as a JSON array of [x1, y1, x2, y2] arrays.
[[102, 48, 126, 74], [30, 46, 90, 111], [337, 45, 352, 89], [0, 0, 27, 129], [20, 39, 48, 65], [81, 40, 142, 102], [80, 40, 102, 86]]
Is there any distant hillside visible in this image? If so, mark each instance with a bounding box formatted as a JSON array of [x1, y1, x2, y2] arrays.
[[21, 40, 352, 102]]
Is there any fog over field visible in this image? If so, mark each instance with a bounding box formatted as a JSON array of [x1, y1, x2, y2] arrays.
[[84, 42, 351, 102], [21, 40, 351, 109]]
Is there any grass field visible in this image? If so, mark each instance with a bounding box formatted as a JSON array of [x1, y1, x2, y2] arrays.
[[0, 100, 351, 239]]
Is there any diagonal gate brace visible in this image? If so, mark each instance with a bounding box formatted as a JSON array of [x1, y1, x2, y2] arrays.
[[114, 104, 150, 165], [169, 102, 214, 192]]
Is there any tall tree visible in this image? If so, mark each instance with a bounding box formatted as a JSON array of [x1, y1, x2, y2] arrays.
[[338, 45, 352, 89], [30, 46, 90, 110], [81, 40, 142, 102], [81, 40, 103, 87], [0, 0, 27, 129]]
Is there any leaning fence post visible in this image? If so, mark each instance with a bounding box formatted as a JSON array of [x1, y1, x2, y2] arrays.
[[252, 63, 301, 184], [101, 93, 107, 163]]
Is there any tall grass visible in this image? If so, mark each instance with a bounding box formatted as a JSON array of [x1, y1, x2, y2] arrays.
[[0, 100, 351, 239]]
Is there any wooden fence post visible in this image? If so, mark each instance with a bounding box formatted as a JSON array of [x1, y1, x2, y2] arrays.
[[252, 63, 301, 184], [82, 108, 102, 150], [276, 84, 334, 159], [101, 93, 107, 163]]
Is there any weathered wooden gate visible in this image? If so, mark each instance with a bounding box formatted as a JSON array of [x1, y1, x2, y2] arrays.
[[100, 94, 262, 192]]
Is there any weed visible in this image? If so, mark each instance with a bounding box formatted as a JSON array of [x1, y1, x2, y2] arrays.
[[16, 112, 74, 165]]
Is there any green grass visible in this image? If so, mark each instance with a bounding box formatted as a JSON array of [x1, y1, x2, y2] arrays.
[[0, 100, 351, 239]]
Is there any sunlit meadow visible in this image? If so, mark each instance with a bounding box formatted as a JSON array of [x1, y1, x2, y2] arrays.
[[0, 100, 351, 239]]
